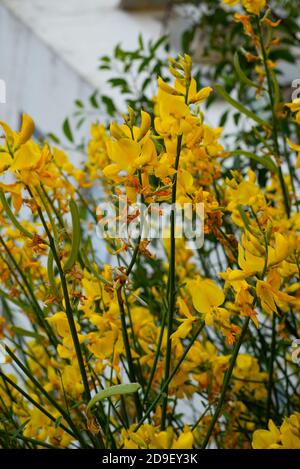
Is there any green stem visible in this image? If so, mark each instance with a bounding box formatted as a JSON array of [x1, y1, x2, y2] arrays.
[[161, 133, 183, 430], [266, 312, 276, 421], [32, 193, 92, 404], [116, 287, 143, 420], [0, 235, 57, 347], [36, 186, 59, 245], [0, 355, 86, 446], [136, 320, 205, 431], [0, 429, 61, 449], [0, 190, 35, 240], [201, 317, 250, 449], [143, 305, 168, 407], [256, 18, 290, 218]]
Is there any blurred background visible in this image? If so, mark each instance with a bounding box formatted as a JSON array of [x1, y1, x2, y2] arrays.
[[0, 0, 299, 147], [0, 0, 164, 137]]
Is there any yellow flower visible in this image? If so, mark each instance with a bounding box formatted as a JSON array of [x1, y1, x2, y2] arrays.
[[287, 138, 300, 167], [223, 0, 239, 6], [10, 141, 42, 172], [171, 297, 197, 342], [285, 98, 300, 124], [242, 0, 266, 15], [103, 110, 157, 178], [0, 152, 12, 173], [0, 113, 34, 149], [256, 270, 296, 315], [252, 419, 281, 448], [252, 413, 300, 449], [47, 312, 72, 338], [187, 278, 225, 324], [172, 427, 194, 449], [0, 114, 36, 176], [280, 413, 300, 449], [122, 424, 193, 449], [223, 0, 266, 15], [221, 232, 290, 281]]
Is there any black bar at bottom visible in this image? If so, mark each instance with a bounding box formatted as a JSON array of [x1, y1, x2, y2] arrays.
[[0, 449, 299, 467]]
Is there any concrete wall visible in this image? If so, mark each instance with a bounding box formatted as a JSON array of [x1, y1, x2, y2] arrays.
[[0, 0, 162, 138]]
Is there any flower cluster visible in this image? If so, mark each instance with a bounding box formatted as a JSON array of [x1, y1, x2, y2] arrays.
[[253, 413, 300, 449], [0, 2, 299, 450]]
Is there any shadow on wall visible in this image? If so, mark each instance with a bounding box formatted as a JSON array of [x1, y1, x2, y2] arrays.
[[120, 0, 170, 10]]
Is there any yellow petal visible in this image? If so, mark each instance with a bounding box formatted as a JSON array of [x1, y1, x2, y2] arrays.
[[256, 280, 277, 315], [139, 110, 151, 140], [17, 114, 35, 145], [107, 138, 140, 170], [172, 431, 193, 449], [178, 169, 193, 191], [252, 428, 277, 449], [110, 121, 127, 139], [191, 86, 213, 104], [189, 278, 224, 314], [10, 141, 41, 171], [102, 163, 121, 178], [0, 152, 13, 172], [238, 244, 265, 275], [268, 232, 289, 266], [157, 77, 179, 95], [158, 89, 189, 119], [177, 297, 193, 318], [171, 318, 194, 341]]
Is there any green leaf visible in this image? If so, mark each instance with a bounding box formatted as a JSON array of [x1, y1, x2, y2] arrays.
[[215, 84, 270, 128], [89, 91, 99, 109], [62, 118, 74, 143], [233, 52, 262, 91], [150, 35, 167, 54], [63, 199, 81, 272], [237, 205, 254, 234], [138, 33, 144, 50], [269, 48, 295, 64], [87, 383, 141, 412], [99, 64, 111, 71], [0, 288, 31, 311], [138, 56, 152, 73], [181, 29, 195, 54], [0, 190, 34, 240], [76, 117, 85, 130], [54, 416, 63, 429], [229, 150, 278, 174], [75, 100, 84, 108], [233, 112, 241, 126], [141, 77, 151, 93], [108, 78, 130, 93], [219, 109, 229, 127], [100, 55, 111, 63], [47, 133, 60, 144], [47, 249, 59, 295], [270, 69, 280, 106], [10, 327, 44, 340], [12, 420, 29, 439], [101, 95, 116, 116]]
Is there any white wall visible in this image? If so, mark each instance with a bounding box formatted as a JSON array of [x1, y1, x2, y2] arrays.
[[0, 0, 162, 138]]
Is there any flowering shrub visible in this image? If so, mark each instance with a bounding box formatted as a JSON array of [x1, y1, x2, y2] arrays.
[[0, 1, 299, 449]]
